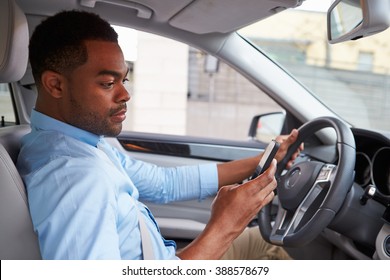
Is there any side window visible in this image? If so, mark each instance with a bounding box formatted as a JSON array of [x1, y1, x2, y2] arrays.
[[116, 29, 282, 141], [0, 83, 16, 127]]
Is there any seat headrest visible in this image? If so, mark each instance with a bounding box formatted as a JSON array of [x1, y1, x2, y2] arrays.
[[0, 0, 29, 83]]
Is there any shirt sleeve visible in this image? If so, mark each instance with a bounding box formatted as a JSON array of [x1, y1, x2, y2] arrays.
[[106, 143, 219, 203]]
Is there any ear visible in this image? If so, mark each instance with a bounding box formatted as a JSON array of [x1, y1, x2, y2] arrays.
[[41, 70, 66, 99]]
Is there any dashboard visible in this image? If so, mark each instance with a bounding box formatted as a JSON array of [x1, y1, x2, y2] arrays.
[[353, 128, 390, 197], [352, 128, 390, 259]]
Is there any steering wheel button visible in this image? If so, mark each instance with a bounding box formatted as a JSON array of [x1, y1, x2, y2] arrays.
[[318, 169, 329, 180]]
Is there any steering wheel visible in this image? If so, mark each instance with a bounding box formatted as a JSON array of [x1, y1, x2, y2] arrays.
[[258, 117, 356, 247]]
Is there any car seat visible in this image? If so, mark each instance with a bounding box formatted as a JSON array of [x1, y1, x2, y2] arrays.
[[0, 0, 41, 259]]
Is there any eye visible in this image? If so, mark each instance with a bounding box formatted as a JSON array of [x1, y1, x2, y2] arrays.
[[122, 78, 129, 85], [101, 82, 115, 89]]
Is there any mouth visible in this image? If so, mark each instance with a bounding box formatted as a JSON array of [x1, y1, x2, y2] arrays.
[[110, 106, 127, 123]]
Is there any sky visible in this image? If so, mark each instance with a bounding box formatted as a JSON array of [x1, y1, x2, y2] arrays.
[[298, 0, 334, 12]]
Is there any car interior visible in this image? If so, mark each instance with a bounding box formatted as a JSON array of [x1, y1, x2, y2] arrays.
[[1, 0, 390, 260]]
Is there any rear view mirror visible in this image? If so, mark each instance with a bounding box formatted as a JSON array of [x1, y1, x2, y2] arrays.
[[327, 0, 390, 44]]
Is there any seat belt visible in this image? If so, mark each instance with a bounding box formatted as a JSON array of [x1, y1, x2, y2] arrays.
[[97, 141, 155, 259], [137, 208, 155, 260]]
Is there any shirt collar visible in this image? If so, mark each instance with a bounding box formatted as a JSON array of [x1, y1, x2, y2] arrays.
[[30, 109, 103, 147]]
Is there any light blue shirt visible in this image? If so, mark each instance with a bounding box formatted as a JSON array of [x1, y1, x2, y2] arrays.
[[17, 110, 218, 260]]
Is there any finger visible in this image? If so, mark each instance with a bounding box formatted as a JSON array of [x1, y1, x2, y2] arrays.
[[256, 158, 277, 182], [260, 187, 275, 208], [275, 129, 296, 144], [275, 129, 298, 161], [252, 177, 277, 211], [284, 129, 299, 145], [246, 159, 277, 191], [285, 138, 304, 168]]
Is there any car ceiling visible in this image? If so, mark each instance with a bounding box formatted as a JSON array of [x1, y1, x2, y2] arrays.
[[16, 0, 304, 35]]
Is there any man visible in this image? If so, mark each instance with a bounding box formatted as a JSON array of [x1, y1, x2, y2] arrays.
[[17, 10, 302, 260]]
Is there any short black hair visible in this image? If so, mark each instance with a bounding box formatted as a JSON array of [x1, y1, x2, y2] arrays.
[[29, 10, 118, 86]]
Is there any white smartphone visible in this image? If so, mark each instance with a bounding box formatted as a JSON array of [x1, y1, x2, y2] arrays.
[[251, 139, 280, 179]]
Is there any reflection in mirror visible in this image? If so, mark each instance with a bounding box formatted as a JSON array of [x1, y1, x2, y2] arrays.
[[248, 112, 285, 143], [329, 0, 363, 41]]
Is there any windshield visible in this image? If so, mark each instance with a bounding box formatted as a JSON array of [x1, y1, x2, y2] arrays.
[[239, 0, 390, 132]]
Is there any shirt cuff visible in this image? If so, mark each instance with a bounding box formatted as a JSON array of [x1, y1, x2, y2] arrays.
[[198, 163, 218, 200]]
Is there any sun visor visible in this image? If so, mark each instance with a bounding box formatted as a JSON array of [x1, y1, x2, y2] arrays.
[[169, 0, 303, 34]]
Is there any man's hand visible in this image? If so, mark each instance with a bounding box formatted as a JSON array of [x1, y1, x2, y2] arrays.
[[275, 129, 303, 169], [210, 159, 277, 237], [178, 159, 277, 260]]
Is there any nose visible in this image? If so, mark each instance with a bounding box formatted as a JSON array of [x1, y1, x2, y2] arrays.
[[117, 83, 131, 103]]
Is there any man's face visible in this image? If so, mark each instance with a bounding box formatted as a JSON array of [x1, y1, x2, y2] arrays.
[[61, 40, 130, 136]]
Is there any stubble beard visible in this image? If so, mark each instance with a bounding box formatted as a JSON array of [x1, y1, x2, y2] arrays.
[[68, 98, 123, 137]]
